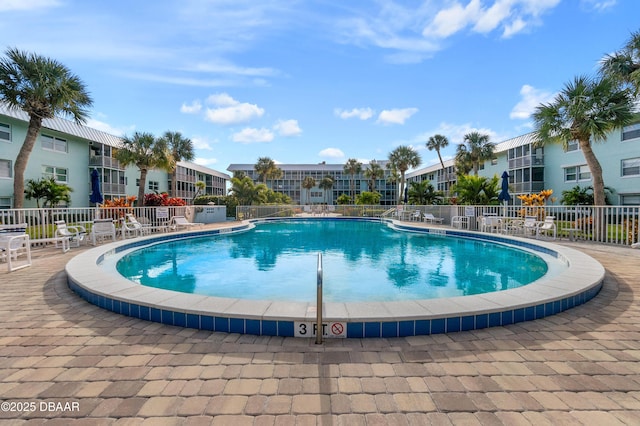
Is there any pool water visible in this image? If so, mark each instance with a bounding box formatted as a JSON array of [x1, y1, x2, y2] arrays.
[[116, 219, 549, 302]]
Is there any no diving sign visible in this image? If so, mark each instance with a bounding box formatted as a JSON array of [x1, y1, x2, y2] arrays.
[[294, 321, 346, 338]]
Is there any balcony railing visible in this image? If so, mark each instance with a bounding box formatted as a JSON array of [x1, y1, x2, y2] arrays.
[[89, 156, 124, 170]]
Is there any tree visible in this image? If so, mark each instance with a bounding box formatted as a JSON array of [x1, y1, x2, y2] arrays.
[[301, 176, 316, 204], [426, 134, 449, 171], [25, 177, 72, 208], [363, 160, 384, 192], [254, 157, 282, 187], [115, 132, 172, 206], [229, 175, 267, 205], [387, 146, 421, 204], [0, 48, 92, 208], [533, 75, 634, 206], [452, 175, 500, 205], [600, 29, 640, 96], [193, 181, 206, 200], [159, 131, 194, 198], [343, 158, 362, 202], [455, 132, 494, 176], [407, 180, 443, 205], [336, 194, 351, 205], [318, 175, 334, 204], [355, 191, 381, 205]]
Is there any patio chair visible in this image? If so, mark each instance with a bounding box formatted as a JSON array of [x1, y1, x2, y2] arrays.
[[170, 215, 204, 231], [54, 220, 87, 248], [0, 223, 32, 272], [536, 216, 557, 239], [90, 218, 117, 245], [480, 216, 501, 233], [522, 216, 539, 237], [411, 210, 422, 221], [121, 214, 144, 238], [423, 213, 444, 224], [451, 216, 468, 229]]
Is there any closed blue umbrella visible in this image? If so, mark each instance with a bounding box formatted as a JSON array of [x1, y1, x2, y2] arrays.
[[90, 168, 104, 204], [498, 171, 511, 203], [403, 186, 408, 204]]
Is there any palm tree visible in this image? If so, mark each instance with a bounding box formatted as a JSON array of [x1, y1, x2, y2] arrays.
[[600, 30, 640, 96], [407, 180, 442, 205], [363, 160, 384, 192], [455, 132, 494, 176], [229, 175, 267, 205], [318, 175, 334, 204], [451, 175, 500, 205], [343, 158, 362, 202], [0, 48, 92, 208], [115, 132, 172, 206], [25, 177, 72, 208], [387, 146, 421, 204], [532, 75, 634, 206], [254, 157, 282, 187], [301, 176, 316, 204], [159, 131, 194, 198], [426, 134, 449, 171]]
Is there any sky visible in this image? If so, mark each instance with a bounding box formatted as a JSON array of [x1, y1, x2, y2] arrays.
[[1, 0, 638, 174]]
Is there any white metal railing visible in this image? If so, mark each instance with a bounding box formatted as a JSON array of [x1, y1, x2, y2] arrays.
[[0, 206, 195, 241], [316, 252, 323, 345]]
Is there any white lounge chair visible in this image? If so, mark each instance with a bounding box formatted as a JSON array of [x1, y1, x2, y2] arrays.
[[90, 218, 117, 245], [523, 216, 539, 237], [0, 224, 32, 272], [423, 213, 444, 224], [170, 216, 204, 231], [54, 220, 87, 248], [536, 216, 557, 239], [411, 210, 422, 221], [121, 214, 144, 239]]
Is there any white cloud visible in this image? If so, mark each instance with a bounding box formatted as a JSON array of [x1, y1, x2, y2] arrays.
[[0, 0, 60, 12], [580, 0, 617, 12], [204, 93, 265, 125], [274, 119, 302, 137], [191, 136, 216, 150], [232, 127, 274, 143], [194, 157, 219, 166], [377, 108, 418, 125], [180, 100, 202, 114], [319, 148, 345, 159], [510, 84, 556, 120], [423, 0, 482, 38], [85, 118, 134, 137], [334, 107, 375, 120]]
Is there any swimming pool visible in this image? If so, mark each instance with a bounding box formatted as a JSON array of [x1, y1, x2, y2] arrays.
[[66, 218, 605, 338], [115, 219, 552, 302]]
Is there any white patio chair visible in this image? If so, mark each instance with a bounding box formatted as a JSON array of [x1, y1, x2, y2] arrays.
[[170, 215, 204, 231], [423, 213, 444, 224], [451, 216, 468, 229], [411, 210, 422, 221], [523, 216, 539, 237], [90, 219, 117, 245], [121, 214, 144, 239], [0, 224, 32, 272], [536, 216, 557, 239], [54, 220, 87, 248]]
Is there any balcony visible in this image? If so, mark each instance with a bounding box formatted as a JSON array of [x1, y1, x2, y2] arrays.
[[89, 156, 124, 170]]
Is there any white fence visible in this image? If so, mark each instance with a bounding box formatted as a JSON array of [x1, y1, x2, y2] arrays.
[[0, 206, 195, 241], [236, 204, 640, 247]]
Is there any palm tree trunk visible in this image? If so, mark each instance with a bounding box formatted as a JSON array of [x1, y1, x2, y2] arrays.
[[171, 168, 177, 198], [138, 168, 148, 206], [579, 139, 605, 206], [437, 150, 445, 171], [13, 116, 43, 208]]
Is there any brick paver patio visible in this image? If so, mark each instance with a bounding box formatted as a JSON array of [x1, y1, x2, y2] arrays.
[[1, 231, 640, 425]]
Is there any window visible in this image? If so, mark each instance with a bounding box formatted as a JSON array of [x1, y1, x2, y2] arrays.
[[41, 134, 67, 153], [0, 159, 11, 178], [0, 197, 11, 209], [564, 165, 590, 182], [0, 123, 10, 142], [620, 194, 640, 205], [565, 140, 579, 152], [622, 123, 640, 141], [622, 158, 640, 177], [42, 165, 68, 183], [491, 158, 498, 166], [148, 181, 159, 191]]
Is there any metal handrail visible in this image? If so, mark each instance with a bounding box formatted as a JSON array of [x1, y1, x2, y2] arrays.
[[316, 252, 323, 345]]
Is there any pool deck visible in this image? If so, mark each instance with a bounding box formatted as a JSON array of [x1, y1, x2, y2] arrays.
[[1, 221, 640, 424]]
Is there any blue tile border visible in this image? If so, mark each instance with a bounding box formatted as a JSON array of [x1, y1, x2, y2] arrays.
[[66, 218, 605, 338]]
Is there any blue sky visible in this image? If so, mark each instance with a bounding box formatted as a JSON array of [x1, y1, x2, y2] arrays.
[[1, 0, 637, 173]]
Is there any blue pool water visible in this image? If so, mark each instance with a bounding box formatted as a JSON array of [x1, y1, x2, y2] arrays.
[[116, 219, 550, 302]]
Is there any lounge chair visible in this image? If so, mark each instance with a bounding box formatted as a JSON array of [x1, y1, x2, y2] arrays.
[[90, 218, 117, 245], [121, 214, 144, 238], [0, 224, 32, 272], [536, 216, 557, 239], [411, 210, 422, 221], [170, 215, 204, 231], [423, 213, 444, 224], [523, 216, 539, 237], [54, 220, 87, 248]]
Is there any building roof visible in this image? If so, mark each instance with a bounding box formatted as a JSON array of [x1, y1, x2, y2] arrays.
[[1, 102, 229, 179]]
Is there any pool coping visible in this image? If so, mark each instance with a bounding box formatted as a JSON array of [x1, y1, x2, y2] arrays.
[[65, 218, 605, 338]]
